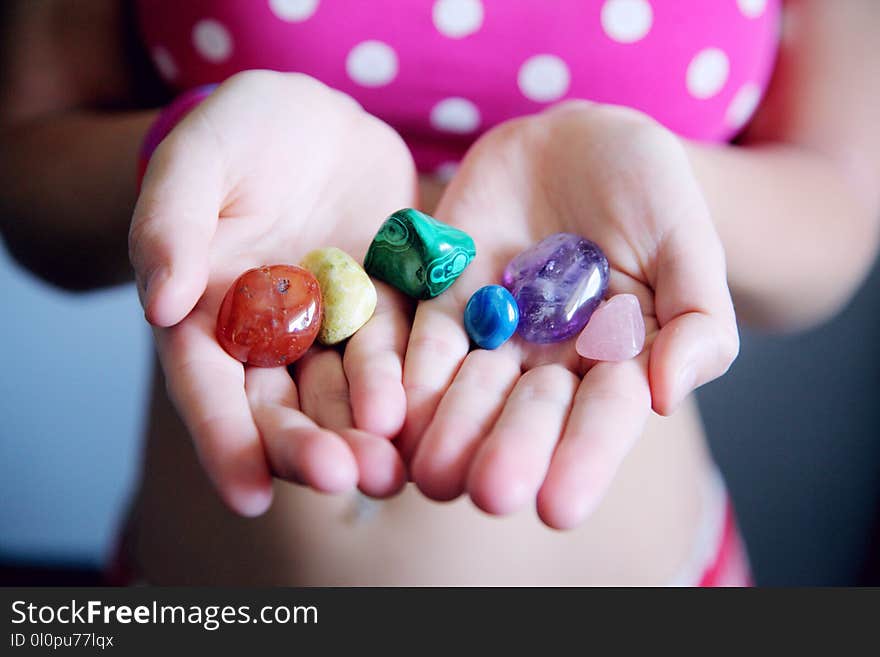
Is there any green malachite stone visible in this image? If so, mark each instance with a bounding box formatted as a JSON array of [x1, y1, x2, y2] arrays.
[[363, 208, 476, 300]]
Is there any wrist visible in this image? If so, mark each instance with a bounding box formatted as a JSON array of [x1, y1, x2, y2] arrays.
[[138, 84, 217, 188]]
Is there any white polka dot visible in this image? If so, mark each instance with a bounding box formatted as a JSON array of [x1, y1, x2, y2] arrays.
[[737, 0, 766, 19], [346, 40, 399, 87], [686, 48, 730, 99], [726, 82, 762, 129], [518, 54, 571, 103], [601, 0, 653, 44], [430, 98, 481, 133], [269, 0, 319, 22], [433, 0, 484, 39], [192, 19, 233, 63], [434, 161, 460, 182], [151, 47, 178, 81]]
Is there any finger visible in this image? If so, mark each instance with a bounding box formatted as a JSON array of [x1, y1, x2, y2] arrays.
[[399, 295, 471, 462], [292, 349, 405, 496], [246, 366, 358, 493], [537, 353, 651, 530], [466, 365, 579, 516], [130, 119, 224, 328], [343, 283, 411, 438], [339, 429, 408, 498], [295, 348, 353, 431], [650, 217, 739, 415], [411, 349, 520, 501], [156, 316, 273, 517], [650, 313, 739, 415]]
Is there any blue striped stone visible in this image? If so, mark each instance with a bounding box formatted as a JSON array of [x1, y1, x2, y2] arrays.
[[464, 285, 519, 350]]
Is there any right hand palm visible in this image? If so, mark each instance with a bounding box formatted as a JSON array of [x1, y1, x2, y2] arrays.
[[130, 71, 416, 515]]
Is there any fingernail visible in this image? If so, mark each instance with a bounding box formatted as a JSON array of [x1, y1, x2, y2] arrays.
[[675, 363, 697, 403], [144, 266, 170, 295], [233, 487, 274, 518]]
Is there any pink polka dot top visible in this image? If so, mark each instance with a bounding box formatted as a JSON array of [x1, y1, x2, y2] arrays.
[[136, 0, 781, 174]]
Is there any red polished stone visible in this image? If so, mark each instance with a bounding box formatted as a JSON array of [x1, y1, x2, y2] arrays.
[[217, 265, 322, 367]]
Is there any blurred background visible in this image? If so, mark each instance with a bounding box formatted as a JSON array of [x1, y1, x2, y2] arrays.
[[1, 232, 879, 586], [0, 239, 151, 584]]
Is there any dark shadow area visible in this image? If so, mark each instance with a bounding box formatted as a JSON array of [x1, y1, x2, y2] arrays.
[[700, 259, 880, 585], [861, 501, 880, 584], [0, 560, 105, 586]]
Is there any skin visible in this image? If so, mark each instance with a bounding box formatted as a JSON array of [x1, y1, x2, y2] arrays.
[[400, 104, 738, 529], [130, 72, 418, 514], [1, 1, 879, 536]]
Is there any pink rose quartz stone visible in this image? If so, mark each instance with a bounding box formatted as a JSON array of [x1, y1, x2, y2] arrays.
[[575, 294, 646, 362]]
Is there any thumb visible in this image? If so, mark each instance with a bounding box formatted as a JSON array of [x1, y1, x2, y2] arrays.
[[649, 212, 740, 415], [129, 127, 223, 327]]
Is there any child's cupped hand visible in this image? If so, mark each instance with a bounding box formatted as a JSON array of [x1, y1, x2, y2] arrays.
[[129, 71, 417, 516], [400, 101, 739, 529]]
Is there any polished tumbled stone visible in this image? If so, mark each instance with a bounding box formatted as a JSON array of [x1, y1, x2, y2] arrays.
[[503, 233, 610, 344], [364, 208, 476, 300], [216, 265, 321, 367], [300, 247, 377, 345], [576, 294, 646, 361], [464, 285, 520, 350]]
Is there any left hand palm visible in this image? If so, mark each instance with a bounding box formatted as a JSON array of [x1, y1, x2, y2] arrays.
[[400, 102, 738, 529]]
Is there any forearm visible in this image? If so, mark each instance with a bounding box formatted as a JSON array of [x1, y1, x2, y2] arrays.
[[680, 0, 880, 331], [686, 141, 879, 330], [0, 110, 154, 289]]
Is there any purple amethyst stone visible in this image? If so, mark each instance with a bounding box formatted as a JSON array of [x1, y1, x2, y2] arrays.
[[503, 233, 610, 344]]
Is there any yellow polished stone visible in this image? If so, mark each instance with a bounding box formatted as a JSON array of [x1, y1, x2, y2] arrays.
[[300, 247, 377, 345]]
